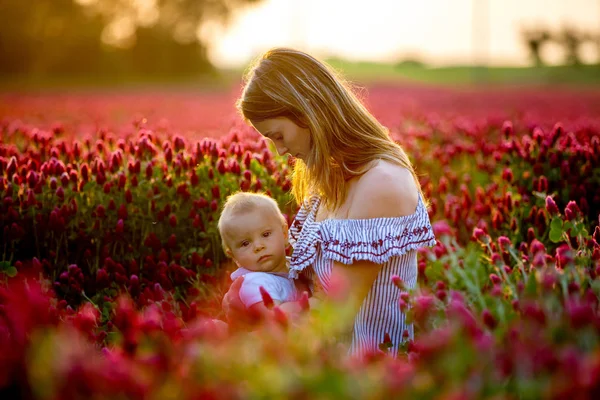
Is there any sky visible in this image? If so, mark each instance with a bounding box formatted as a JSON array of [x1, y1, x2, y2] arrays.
[[201, 0, 600, 68]]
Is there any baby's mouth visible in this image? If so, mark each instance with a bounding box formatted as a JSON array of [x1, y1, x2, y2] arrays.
[[258, 255, 271, 262]]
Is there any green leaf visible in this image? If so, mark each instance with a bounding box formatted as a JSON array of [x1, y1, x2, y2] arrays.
[[563, 221, 573, 231], [5, 266, 17, 277], [0, 261, 10, 271], [549, 228, 563, 243], [525, 273, 538, 296], [581, 228, 589, 238], [550, 217, 563, 232]]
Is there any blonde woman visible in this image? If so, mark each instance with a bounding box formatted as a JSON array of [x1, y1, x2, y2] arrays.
[[223, 48, 436, 356]]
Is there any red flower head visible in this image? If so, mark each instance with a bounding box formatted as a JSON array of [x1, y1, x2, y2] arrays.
[[216, 157, 227, 175], [472, 227, 490, 245], [145, 163, 153, 179], [593, 226, 600, 245], [299, 291, 310, 311], [532, 251, 546, 268], [273, 306, 288, 329], [167, 234, 177, 248], [482, 309, 497, 329], [80, 163, 89, 182], [96, 204, 106, 218], [118, 173, 127, 189], [240, 179, 251, 192], [501, 168, 513, 183], [489, 273, 502, 285], [564, 201, 581, 221], [502, 120, 513, 138], [259, 286, 274, 309], [190, 170, 199, 186], [56, 186, 65, 201], [173, 135, 186, 152], [497, 236, 512, 252], [116, 219, 124, 234], [164, 146, 173, 164], [118, 204, 128, 220], [391, 275, 406, 290], [243, 151, 252, 169], [555, 244, 574, 269], [545, 196, 559, 216], [411, 294, 437, 326]]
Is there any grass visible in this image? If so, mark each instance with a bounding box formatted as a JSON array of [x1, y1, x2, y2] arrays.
[[1, 61, 599, 91], [324, 59, 600, 87]]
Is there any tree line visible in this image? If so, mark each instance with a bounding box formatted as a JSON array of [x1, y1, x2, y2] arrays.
[[521, 25, 600, 67], [0, 0, 260, 79]]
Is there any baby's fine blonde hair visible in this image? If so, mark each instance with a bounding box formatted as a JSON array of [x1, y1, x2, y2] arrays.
[[236, 47, 425, 211], [217, 192, 287, 254]]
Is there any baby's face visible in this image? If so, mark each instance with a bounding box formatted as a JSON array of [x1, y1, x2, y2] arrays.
[[224, 207, 288, 274]]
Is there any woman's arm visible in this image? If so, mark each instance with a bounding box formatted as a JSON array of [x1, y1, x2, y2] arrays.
[[330, 164, 419, 319]]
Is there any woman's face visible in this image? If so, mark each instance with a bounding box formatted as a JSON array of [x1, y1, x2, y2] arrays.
[[252, 117, 311, 161]]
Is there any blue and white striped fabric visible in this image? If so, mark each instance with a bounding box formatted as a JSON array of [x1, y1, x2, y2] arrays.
[[288, 194, 436, 356]]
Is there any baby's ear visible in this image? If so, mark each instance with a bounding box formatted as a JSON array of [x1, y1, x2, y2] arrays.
[[225, 248, 233, 258]]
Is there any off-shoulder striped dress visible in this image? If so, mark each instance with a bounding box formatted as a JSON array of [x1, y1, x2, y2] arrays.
[[288, 194, 436, 356]]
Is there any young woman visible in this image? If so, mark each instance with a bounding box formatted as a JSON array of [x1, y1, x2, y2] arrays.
[[223, 48, 437, 356]]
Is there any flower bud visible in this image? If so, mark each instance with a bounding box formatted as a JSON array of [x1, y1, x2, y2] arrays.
[[545, 196, 559, 216]]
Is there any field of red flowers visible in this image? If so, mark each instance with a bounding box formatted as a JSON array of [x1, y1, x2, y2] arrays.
[[1, 83, 600, 399]]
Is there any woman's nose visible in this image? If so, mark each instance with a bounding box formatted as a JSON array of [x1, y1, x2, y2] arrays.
[[276, 146, 288, 155]]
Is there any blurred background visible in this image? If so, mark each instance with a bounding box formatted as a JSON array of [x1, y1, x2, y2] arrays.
[[1, 0, 599, 88]]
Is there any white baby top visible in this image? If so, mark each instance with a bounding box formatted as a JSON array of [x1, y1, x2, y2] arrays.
[[230, 266, 298, 308]]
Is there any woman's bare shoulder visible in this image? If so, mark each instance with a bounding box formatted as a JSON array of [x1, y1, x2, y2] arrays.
[[348, 160, 419, 219]]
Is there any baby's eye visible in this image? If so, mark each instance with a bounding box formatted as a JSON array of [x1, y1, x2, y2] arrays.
[[240, 241, 250, 247], [263, 231, 271, 237]]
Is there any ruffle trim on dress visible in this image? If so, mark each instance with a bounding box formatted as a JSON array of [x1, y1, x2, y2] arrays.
[[318, 218, 437, 265], [288, 194, 437, 277]]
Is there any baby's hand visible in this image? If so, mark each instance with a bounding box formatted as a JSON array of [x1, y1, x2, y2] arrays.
[[222, 277, 257, 331]]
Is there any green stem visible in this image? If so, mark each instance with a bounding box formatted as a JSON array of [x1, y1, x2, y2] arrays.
[[32, 207, 40, 259], [81, 290, 100, 311]]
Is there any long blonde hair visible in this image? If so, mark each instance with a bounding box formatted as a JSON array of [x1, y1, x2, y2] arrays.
[[236, 48, 423, 211]]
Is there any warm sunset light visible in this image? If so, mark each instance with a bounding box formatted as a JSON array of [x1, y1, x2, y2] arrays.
[[3, 0, 600, 398], [203, 0, 600, 68]]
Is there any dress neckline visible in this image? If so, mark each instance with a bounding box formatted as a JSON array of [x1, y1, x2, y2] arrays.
[[308, 194, 424, 225]]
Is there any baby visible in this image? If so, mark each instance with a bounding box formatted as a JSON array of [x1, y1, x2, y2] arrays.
[[218, 192, 298, 315]]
